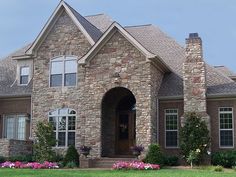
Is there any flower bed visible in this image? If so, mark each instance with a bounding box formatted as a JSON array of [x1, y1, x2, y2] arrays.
[[112, 161, 160, 170], [0, 161, 59, 169]]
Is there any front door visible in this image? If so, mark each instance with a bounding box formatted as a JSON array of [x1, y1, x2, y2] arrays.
[[116, 111, 135, 155]]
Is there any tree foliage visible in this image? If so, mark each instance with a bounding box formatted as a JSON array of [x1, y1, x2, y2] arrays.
[[180, 112, 210, 164], [33, 121, 57, 162], [63, 145, 80, 166], [144, 144, 164, 166]]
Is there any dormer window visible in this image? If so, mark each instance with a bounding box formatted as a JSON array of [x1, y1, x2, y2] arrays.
[[50, 56, 77, 87], [20, 66, 29, 85]]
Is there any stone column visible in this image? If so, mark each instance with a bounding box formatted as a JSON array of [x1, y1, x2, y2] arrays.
[[182, 33, 210, 127]]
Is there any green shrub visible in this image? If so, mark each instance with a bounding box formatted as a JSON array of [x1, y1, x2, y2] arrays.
[[52, 153, 64, 162], [211, 151, 236, 168], [63, 145, 79, 166], [65, 161, 77, 168], [180, 112, 210, 164], [8, 155, 33, 162], [163, 155, 179, 166], [0, 156, 6, 163], [144, 144, 164, 166], [214, 165, 224, 172], [33, 121, 57, 162]]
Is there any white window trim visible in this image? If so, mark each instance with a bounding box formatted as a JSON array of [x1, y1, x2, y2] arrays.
[[19, 66, 30, 86], [49, 55, 78, 88], [48, 108, 76, 148], [219, 107, 234, 148], [2, 114, 28, 140], [165, 109, 179, 149]]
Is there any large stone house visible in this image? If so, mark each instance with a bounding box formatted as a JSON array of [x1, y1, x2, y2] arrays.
[[1, 1, 236, 160]]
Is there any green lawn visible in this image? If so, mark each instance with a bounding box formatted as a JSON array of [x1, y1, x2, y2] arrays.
[[0, 168, 235, 177]]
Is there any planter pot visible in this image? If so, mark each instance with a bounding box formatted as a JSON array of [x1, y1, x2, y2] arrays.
[[80, 151, 90, 158], [132, 151, 141, 157]]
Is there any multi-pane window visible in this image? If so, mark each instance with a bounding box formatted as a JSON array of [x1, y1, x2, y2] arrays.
[[50, 56, 77, 87], [48, 108, 76, 147], [165, 109, 178, 148], [219, 107, 234, 147], [4, 115, 27, 140], [20, 66, 29, 85]]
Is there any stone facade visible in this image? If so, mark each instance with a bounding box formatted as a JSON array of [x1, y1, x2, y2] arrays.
[[1, 2, 236, 162], [32, 10, 91, 144], [0, 139, 33, 157], [78, 31, 163, 157], [31, 9, 163, 157], [182, 33, 210, 129]]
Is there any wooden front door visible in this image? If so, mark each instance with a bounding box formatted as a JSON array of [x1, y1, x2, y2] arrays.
[[116, 111, 135, 155]]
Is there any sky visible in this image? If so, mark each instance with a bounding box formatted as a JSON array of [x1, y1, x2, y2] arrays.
[[0, 0, 235, 72]]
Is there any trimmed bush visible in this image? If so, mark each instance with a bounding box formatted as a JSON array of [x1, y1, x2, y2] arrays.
[[65, 161, 77, 168], [144, 144, 164, 166], [0, 156, 6, 163], [8, 155, 33, 162], [214, 165, 224, 172], [180, 112, 210, 164], [63, 145, 79, 166], [211, 151, 236, 168], [163, 155, 179, 166]]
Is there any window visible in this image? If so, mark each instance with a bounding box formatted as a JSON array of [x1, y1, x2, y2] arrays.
[[20, 66, 29, 85], [4, 115, 28, 140], [165, 109, 178, 148], [50, 56, 77, 87], [48, 108, 76, 147], [219, 107, 234, 148]]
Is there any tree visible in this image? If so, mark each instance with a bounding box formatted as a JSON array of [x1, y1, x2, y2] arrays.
[[179, 112, 210, 165], [33, 121, 57, 162]]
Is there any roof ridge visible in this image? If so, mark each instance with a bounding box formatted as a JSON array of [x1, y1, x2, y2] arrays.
[[84, 13, 106, 17], [124, 24, 152, 28], [214, 65, 225, 68]]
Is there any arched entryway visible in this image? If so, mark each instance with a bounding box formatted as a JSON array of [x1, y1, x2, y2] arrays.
[[101, 87, 136, 157]]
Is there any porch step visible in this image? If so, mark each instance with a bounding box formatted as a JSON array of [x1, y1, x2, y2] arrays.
[[91, 157, 136, 168]]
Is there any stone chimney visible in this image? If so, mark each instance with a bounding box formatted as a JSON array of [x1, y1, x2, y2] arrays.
[[183, 33, 209, 121]]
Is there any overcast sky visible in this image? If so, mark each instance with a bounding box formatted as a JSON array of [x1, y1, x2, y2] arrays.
[[0, 0, 235, 72]]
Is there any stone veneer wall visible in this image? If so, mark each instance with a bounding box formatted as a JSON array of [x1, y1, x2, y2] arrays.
[[0, 139, 33, 157], [32, 9, 91, 149], [32, 8, 163, 157], [182, 34, 210, 129], [183, 34, 207, 114], [79, 31, 163, 157]]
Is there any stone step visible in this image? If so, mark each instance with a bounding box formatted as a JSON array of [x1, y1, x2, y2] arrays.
[[91, 157, 136, 168]]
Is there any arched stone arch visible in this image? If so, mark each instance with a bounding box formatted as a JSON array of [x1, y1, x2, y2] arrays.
[[101, 87, 136, 157]]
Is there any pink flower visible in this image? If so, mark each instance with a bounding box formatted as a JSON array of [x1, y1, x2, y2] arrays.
[[113, 161, 160, 170]]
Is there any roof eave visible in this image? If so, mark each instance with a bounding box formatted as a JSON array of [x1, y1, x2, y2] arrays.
[[26, 1, 95, 55], [79, 22, 162, 65]]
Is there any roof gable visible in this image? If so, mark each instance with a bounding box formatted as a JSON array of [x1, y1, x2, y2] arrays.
[[79, 22, 167, 66], [26, 1, 101, 55]]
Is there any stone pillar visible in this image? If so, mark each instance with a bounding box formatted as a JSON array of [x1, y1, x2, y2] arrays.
[[182, 33, 210, 126]]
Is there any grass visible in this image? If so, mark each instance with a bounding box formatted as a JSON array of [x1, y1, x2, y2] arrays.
[[0, 168, 235, 177]]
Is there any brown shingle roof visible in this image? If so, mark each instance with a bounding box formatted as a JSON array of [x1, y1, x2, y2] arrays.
[[1, 6, 236, 98]]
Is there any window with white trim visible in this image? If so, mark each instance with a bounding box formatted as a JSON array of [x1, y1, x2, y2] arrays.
[[48, 108, 76, 147], [50, 56, 77, 87], [20, 66, 29, 85], [4, 115, 28, 140], [219, 107, 234, 147], [165, 109, 178, 148]]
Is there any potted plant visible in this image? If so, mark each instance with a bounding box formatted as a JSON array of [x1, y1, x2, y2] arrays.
[[130, 145, 144, 157], [79, 145, 92, 158]]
